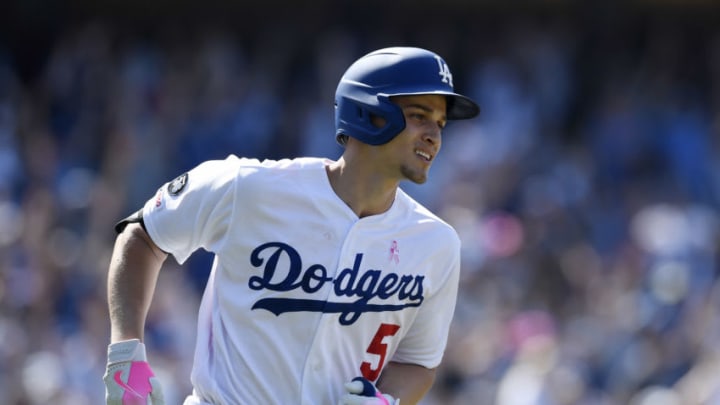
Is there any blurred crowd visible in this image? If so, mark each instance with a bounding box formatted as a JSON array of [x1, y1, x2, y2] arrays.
[[1, 4, 720, 404]]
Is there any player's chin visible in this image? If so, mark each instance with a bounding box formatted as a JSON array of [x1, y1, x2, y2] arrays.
[[401, 166, 430, 184]]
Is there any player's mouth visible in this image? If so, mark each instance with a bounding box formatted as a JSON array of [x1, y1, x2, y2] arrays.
[[415, 149, 433, 162]]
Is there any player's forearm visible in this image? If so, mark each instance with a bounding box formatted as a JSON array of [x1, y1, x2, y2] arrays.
[[376, 362, 436, 405], [107, 223, 167, 343]]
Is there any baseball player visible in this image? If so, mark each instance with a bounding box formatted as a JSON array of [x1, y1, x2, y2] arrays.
[[104, 46, 480, 405]]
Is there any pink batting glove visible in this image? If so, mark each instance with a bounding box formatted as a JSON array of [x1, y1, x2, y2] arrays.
[[103, 339, 164, 405], [338, 376, 399, 405]]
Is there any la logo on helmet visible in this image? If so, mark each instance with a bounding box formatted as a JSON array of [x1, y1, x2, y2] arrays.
[[434, 56, 453, 87]]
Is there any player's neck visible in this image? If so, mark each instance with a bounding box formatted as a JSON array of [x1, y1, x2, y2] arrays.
[[326, 157, 398, 218]]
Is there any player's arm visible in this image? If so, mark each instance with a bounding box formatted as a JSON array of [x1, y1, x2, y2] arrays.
[[376, 361, 436, 405], [107, 221, 168, 342], [340, 362, 435, 405], [104, 220, 168, 404]]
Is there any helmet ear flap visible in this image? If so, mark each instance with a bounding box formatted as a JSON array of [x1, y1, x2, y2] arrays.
[[334, 92, 405, 146], [368, 112, 388, 130]]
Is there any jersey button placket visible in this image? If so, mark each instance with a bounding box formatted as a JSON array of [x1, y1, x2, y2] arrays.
[[301, 221, 362, 405], [300, 315, 333, 405]]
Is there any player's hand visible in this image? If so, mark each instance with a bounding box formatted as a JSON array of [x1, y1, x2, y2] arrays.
[[338, 376, 399, 405], [104, 339, 165, 405]]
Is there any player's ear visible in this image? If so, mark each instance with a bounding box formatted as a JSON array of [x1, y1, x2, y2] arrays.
[[369, 113, 387, 129]]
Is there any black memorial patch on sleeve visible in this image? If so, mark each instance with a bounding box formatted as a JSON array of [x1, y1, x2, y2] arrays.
[[167, 172, 188, 195]]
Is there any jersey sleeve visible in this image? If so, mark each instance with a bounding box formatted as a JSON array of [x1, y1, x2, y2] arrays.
[[390, 231, 461, 369], [140, 156, 242, 264]]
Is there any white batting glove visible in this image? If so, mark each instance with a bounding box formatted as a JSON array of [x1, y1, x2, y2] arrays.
[[339, 376, 400, 405], [104, 339, 165, 405]]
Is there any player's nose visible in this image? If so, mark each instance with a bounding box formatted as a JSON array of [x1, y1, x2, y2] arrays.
[[423, 125, 442, 147]]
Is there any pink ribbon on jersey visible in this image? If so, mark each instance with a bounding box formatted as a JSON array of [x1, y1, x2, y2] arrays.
[[389, 240, 399, 264]]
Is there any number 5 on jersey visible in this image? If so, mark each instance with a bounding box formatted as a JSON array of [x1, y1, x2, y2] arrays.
[[361, 323, 401, 381]]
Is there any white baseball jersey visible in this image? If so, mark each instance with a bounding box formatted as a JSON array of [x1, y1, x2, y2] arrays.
[[140, 155, 461, 405]]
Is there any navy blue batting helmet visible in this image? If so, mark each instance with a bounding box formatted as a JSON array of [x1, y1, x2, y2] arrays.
[[334, 47, 480, 146]]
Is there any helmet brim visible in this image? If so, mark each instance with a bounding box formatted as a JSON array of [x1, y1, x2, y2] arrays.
[[385, 90, 480, 120], [446, 93, 480, 120]]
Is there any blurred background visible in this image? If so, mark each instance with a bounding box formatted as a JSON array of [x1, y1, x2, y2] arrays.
[[1, 0, 720, 404]]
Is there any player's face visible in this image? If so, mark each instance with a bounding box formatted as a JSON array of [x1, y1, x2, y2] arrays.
[[383, 95, 447, 184]]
